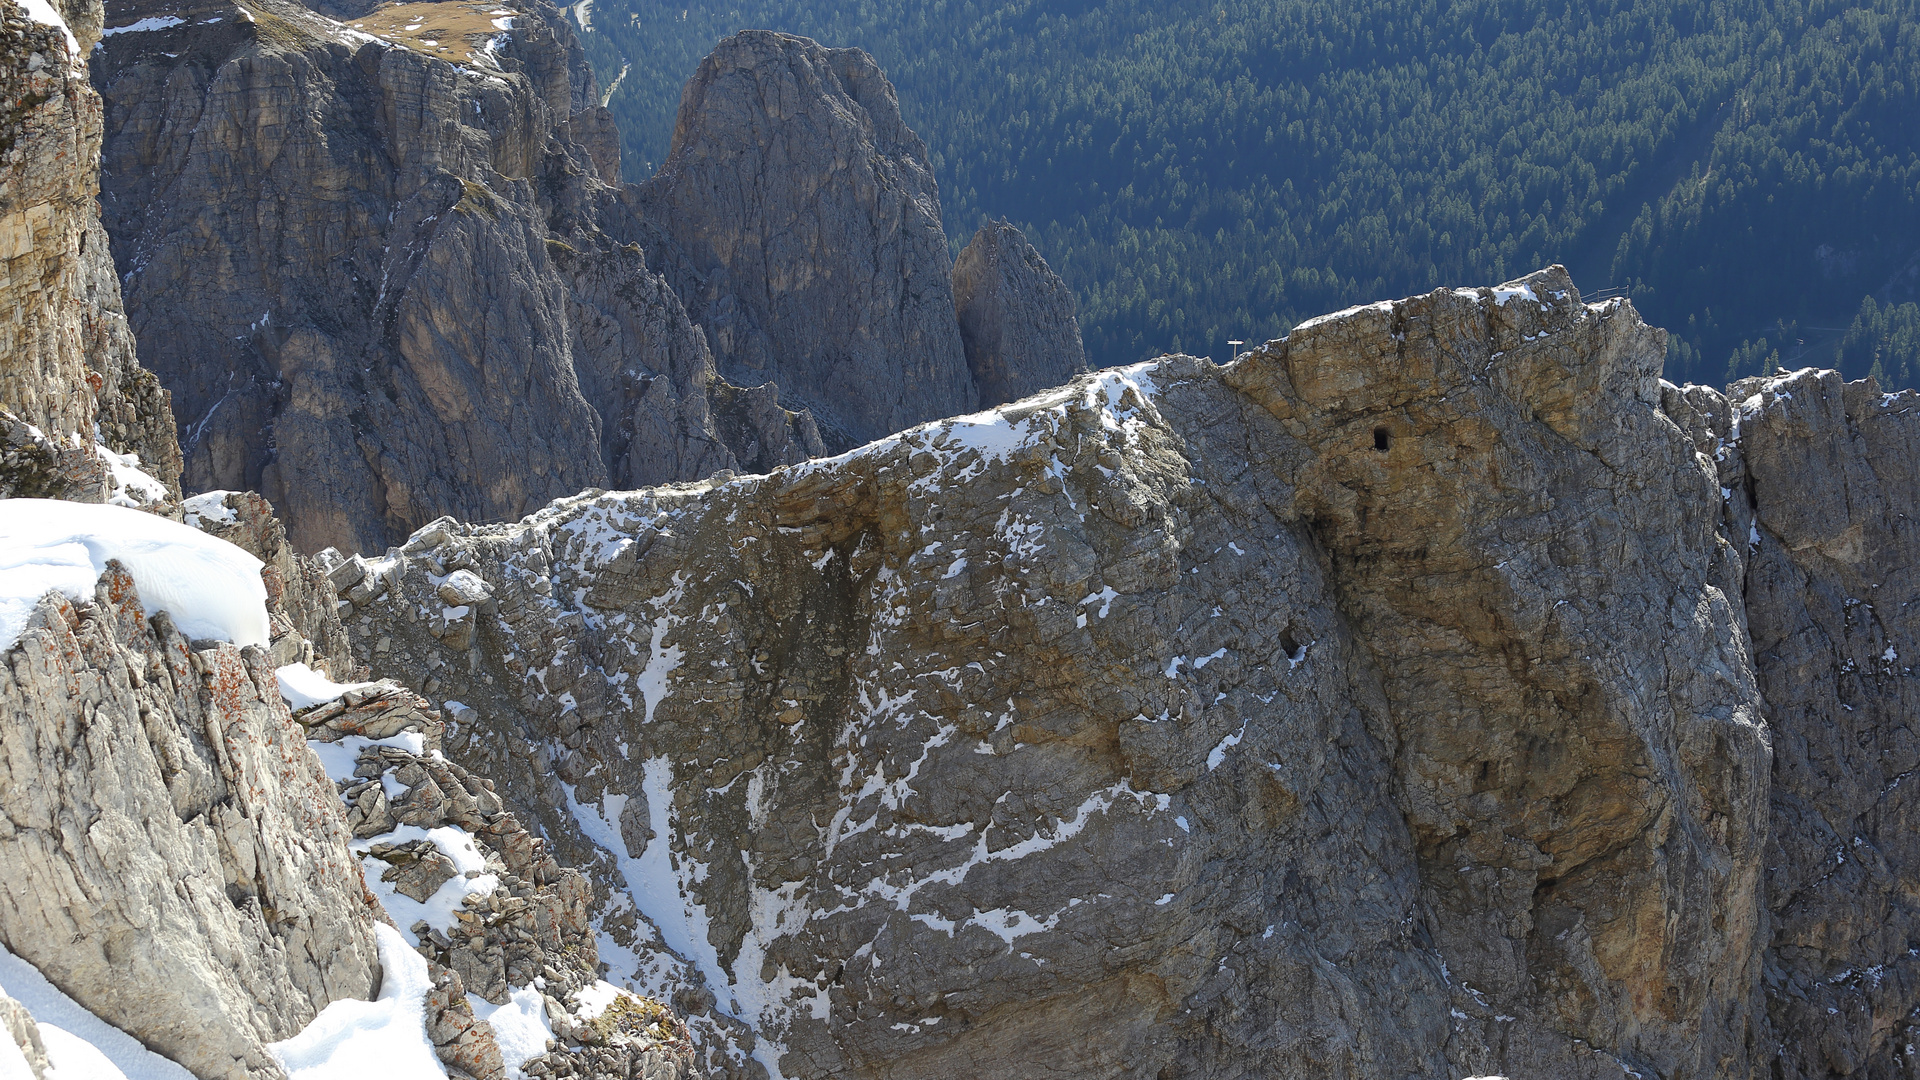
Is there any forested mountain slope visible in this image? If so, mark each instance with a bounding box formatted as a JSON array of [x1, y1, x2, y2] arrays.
[[575, 0, 1920, 387]]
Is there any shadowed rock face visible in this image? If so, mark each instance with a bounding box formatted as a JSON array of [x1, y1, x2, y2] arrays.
[[635, 30, 977, 450], [93, 0, 818, 555], [1667, 370, 1920, 1076], [329, 266, 1920, 1079], [953, 219, 1088, 408]]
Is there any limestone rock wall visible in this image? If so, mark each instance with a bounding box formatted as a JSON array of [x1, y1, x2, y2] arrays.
[[0, 0, 179, 502], [633, 30, 977, 449], [0, 566, 385, 1080], [1702, 370, 1920, 1077], [1226, 272, 1771, 1077], [93, 0, 817, 555], [329, 266, 1912, 1078], [953, 219, 1088, 408]]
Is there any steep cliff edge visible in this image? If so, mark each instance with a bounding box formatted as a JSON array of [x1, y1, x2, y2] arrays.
[[1665, 370, 1920, 1075], [325, 265, 1920, 1078], [92, 0, 819, 555], [0, 0, 179, 503], [632, 30, 974, 449], [953, 218, 1089, 408]]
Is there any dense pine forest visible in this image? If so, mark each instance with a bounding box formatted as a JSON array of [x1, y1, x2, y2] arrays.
[[574, 0, 1920, 388]]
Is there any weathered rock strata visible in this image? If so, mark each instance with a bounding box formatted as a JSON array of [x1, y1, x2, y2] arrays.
[[190, 488, 359, 679], [93, 0, 817, 554], [311, 269, 1781, 1076], [327, 266, 1920, 1078], [0, 565, 384, 1080], [0, 0, 179, 502], [0, 550, 702, 1080]]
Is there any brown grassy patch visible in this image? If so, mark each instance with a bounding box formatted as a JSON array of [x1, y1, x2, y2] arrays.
[[344, 0, 517, 60]]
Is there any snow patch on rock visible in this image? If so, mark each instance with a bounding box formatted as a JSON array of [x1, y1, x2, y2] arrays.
[[267, 924, 447, 1080], [0, 500, 269, 650]]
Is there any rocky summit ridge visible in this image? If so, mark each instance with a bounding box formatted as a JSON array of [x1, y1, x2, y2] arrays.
[[317, 264, 1920, 1079]]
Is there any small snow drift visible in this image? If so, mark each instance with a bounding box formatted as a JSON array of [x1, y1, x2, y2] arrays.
[[276, 661, 379, 711], [0, 499, 270, 650], [267, 925, 448, 1080]]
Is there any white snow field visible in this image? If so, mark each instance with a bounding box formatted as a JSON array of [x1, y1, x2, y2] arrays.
[[267, 924, 448, 1080], [0, 500, 270, 650]]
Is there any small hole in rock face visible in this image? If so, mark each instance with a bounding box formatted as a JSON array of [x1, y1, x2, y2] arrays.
[[1372, 426, 1392, 452]]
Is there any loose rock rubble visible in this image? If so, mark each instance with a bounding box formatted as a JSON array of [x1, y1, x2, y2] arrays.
[[297, 679, 697, 1079]]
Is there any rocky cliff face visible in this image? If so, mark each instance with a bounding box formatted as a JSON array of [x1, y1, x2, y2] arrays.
[[92, 0, 819, 555], [0, 0, 709, 1072], [329, 266, 1920, 1079], [953, 219, 1088, 408], [633, 31, 976, 449], [1668, 370, 1920, 1075], [1, 564, 386, 1080], [94, 10, 1098, 548], [0, 0, 179, 504]]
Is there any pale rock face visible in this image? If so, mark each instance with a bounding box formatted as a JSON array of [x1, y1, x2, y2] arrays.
[[0, 564, 383, 1080], [0, 995, 50, 1080], [636, 30, 977, 449], [93, 0, 817, 555], [1672, 369, 1920, 1075], [332, 266, 1886, 1078], [953, 219, 1089, 408]]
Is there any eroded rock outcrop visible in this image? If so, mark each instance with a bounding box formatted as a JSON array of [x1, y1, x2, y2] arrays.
[[953, 219, 1088, 408], [93, 0, 817, 554], [298, 680, 699, 1079], [189, 488, 359, 679], [328, 266, 1919, 1078], [0, 0, 179, 503], [634, 30, 976, 449], [0, 565, 385, 1080]]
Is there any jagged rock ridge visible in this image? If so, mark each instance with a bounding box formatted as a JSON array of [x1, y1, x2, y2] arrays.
[[92, 0, 821, 555], [331, 265, 1920, 1079], [96, 14, 1095, 547]]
